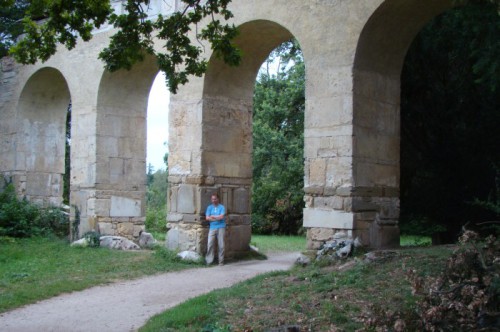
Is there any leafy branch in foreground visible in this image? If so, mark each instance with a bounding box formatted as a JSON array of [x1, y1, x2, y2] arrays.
[[6, 0, 241, 93]]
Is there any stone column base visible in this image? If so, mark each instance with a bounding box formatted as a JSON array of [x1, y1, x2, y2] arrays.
[[166, 221, 251, 259]]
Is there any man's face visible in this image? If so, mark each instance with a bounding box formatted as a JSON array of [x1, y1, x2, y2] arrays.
[[211, 195, 219, 205]]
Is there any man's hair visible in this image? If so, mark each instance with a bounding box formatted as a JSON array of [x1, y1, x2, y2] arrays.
[[211, 192, 219, 199]]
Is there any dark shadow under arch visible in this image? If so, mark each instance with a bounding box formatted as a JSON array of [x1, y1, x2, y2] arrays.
[[351, 0, 454, 247]]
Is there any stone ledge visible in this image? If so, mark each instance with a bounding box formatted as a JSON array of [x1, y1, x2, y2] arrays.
[[303, 208, 354, 229]]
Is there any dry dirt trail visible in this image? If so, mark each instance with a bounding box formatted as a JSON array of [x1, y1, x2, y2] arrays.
[[0, 252, 299, 332]]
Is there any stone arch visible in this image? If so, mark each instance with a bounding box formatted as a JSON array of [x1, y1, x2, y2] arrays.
[[203, 20, 296, 252], [202, 19, 295, 181], [352, 0, 453, 247], [16, 67, 70, 206], [166, 19, 299, 255], [88, 56, 159, 237]]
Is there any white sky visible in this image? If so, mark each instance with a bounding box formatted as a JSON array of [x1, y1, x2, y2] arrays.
[[147, 72, 170, 171]]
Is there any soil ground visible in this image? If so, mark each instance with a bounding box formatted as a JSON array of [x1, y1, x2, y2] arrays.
[[0, 252, 299, 332]]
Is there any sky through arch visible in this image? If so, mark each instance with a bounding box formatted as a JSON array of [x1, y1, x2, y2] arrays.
[[147, 72, 170, 171]]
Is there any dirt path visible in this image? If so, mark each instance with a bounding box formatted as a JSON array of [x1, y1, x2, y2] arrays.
[[0, 252, 299, 332]]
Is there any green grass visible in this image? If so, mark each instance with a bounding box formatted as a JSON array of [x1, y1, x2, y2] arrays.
[[0, 233, 438, 327], [400, 235, 432, 246], [250, 234, 306, 253], [140, 245, 454, 331], [0, 236, 202, 313], [251, 234, 431, 253]]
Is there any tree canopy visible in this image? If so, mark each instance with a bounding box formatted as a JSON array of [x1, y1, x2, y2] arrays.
[[2, 0, 240, 93], [0, 0, 28, 57]]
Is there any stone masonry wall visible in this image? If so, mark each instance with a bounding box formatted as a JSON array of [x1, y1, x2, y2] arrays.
[[1, 0, 457, 250]]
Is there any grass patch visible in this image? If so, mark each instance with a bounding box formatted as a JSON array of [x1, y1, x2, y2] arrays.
[[400, 235, 432, 246], [250, 235, 306, 253], [140, 245, 454, 331], [0, 237, 202, 313], [252, 234, 431, 253]]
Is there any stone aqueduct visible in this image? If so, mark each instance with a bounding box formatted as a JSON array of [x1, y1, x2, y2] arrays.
[[0, 0, 455, 256]]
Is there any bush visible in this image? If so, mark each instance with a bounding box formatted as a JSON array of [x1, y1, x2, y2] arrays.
[[145, 207, 167, 234], [364, 229, 500, 331], [0, 184, 69, 238], [83, 231, 101, 247], [399, 216, 446, 237]]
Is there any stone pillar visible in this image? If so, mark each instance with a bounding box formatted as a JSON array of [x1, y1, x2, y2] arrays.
[[0, 57, 20, 189], [301, 57, 401, 249], [351, 70, 401, 248], [166, 95, 252, 258], [71, 58, 157, 240], [302, 63, 361, 249]]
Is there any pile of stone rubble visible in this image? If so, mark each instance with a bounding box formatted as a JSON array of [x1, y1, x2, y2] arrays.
[[70, 230, 157, 250], [296, 232, 363, 266]]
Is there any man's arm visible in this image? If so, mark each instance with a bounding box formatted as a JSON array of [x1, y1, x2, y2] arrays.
[[210, 206, 225, 221]]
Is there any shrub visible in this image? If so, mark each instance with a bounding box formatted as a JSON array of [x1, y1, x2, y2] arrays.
[[411, 231, 500, 331], [0, 184, 69, 238], [83, 231, 100, 247], [145, 207, 167, 234], [364, 229, 500, 331]]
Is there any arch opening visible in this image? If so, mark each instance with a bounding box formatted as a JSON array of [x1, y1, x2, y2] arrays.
[[166, 19, 305, 255], [399, 3, 500, 243], [145, 71, 170, 237], [16, 67, 70, 206], [202, 20, 300, 255], [252, 40, 305, 237], [75, 56, 160, 238], [352, 0, 497, 246]]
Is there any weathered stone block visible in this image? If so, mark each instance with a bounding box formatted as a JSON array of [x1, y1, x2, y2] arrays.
[[133, 225, 144, 237], [185, 175, 203, 184], [117, 222, 134, 237], [168, 186, 178, 212], [110, 196, 141, 217], [354, 161, 398, 188], [354, 211, 377, 222], [226, 224, 251, 252], [304, 186, 324, 195], [303, 208, 354, 229], [313, 196, 342, 210], [177, 184, 196, 213], [232, 188, 250, 214], [308, 227, 336, 242], [309, 158, 326, 185], [336, 185, 354, 197], [165, 223, 200, 252], [98, 222, 115, 236], [93, 199, 110, 216], [167, 212, 183, 222], [351, 197, 378, 212]]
